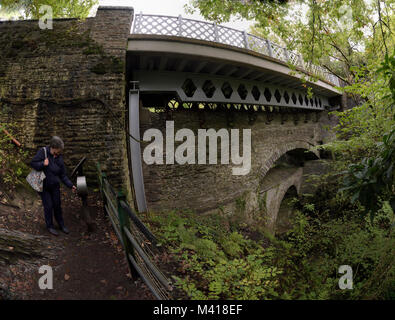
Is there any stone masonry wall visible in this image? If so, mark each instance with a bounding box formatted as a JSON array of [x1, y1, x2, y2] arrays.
[[140, 107, 331, 221], [0, 7, 134, 199]]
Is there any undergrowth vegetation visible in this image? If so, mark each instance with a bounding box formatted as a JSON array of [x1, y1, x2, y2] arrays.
[[143, 52, 395, 298], [144, 209, 281, 300], [0, 112, 30, 194], [144, 175, 395, 300], [138, 0, 395, 301]]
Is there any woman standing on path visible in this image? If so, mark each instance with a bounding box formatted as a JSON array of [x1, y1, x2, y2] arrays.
[[30, 136, 77, 236]]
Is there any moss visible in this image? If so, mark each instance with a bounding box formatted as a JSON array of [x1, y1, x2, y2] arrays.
[[91, 62, 107, 74], [259, 192, 267, 212], [83, 44, 104, 55], [91, 57, 124, 75], [0, 26, 91, 60], [39, 28, 91, 50], [110, 57, 124, 73], [1, 21, 126, 74], [1, 23, 95, 58], [235, 196, 246, 213]]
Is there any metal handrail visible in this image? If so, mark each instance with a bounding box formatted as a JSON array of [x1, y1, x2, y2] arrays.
[[132, 13, 343, 87], [120, 200, 157, 244], [96, 162, 172, 300], [127, 253, 162, 300], [123, 226, 172, 290]]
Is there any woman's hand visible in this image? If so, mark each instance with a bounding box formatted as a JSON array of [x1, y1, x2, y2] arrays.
[[72, 185, 77, 193], [44, 158, 49, 166]]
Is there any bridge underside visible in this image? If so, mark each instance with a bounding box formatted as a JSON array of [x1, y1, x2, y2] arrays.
[[133, 70, 329, 111]]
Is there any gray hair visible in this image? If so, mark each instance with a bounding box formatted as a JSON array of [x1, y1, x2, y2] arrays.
[[49, 136, 64, 150]]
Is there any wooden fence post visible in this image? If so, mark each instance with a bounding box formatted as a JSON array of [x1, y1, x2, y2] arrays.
[[117, 191, 139, 280]]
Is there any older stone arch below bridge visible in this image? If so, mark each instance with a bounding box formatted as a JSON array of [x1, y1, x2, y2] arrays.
[[226, 142, 321, 234], [261, 140, 320, 177], [258, 145, 320, 234]]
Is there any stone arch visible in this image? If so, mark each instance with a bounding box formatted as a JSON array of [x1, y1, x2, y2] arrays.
[[262, 167, 303, 233], [275, 185, 298, 235], [260, 142, 320, 233], [261, 141, 320, 178]]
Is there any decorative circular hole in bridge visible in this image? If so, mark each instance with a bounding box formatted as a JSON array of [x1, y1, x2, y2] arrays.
[[182, 102, 192, 109], [221, 82, 233, 99], [252, 86, 261, 101], [202, 80, 216, 98], [237, 84, 248, 100], [264, 88, 272, 102], [182, 79, 197, 97], [207, 103, 218, 110], [169, 100, 179, 109], [274, 89, 282, 103]]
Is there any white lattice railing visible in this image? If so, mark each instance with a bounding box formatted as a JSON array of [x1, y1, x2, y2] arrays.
[[132, 13, 342, 87]]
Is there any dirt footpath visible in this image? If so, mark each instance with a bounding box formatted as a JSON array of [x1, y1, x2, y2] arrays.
[[0, 186, 154, 300]]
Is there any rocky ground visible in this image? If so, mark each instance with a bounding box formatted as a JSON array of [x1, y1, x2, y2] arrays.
[[0, 185, 154, 300]]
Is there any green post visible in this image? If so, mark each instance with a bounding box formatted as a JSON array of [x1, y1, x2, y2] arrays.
[[98, 163, 107, 211], [117, 191, 139, 280]]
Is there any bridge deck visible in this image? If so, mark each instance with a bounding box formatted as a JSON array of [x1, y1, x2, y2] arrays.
[[131, 13, 342, 89], [128, 35, 341, 98], [127, 14, 343, 111]]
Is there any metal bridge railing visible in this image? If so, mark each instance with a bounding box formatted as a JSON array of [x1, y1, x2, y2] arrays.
[[132, 13, 342, 87], [97, 163, 172, 300]]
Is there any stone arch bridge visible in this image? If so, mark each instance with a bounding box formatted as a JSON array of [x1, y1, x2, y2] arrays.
[[126, 13, 343, 233], [0, 7, 344, 233]]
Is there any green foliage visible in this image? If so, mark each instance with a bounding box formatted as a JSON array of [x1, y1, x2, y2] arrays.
[[337, 51, 395, 217], [82, 43, 104, 55], [220, 232, 246, 257], [188, 0, 394, 84], [146, 210, 281, 300], [0, 113, 30, 192], [323, 53, 394, 160], [144, 173, 395, 300], [235, 196, 246, 213], [0, 22, 102, 61], [141, 0, 395, 300], [272, 178, 395, 300], [0, 0, 97, 19], [91, 57, 124, 75]]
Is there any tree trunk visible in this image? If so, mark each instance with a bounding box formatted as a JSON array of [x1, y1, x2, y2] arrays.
[[0, 228, 60, 266]]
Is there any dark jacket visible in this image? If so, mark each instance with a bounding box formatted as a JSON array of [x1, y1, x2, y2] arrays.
[[30, 146, 73, 189]]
